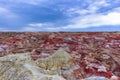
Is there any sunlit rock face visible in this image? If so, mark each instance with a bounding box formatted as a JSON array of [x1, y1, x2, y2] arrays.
[[0, 52, 66, 80], [36, 50, 73, 70]]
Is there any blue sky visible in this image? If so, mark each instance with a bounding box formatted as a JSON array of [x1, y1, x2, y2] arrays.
[[0, 0, 120, 32]]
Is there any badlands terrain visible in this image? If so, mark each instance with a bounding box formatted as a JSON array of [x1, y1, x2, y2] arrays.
[[0, 32, 119, 80]]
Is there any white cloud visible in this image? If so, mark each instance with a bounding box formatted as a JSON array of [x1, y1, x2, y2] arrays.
[[21, 0, 120, 31], [66, 0, 110, 16], [0, 7, 17, 18], [5, 0, 119, 31], [58, 0, 120, 30], [61, 12, 120, 29], [22, 11, 120, 31], [0, 7, 22, 26], [28, 23, 53, 27], [22, 23, 58, 31], [112, 7, 120, 12]]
